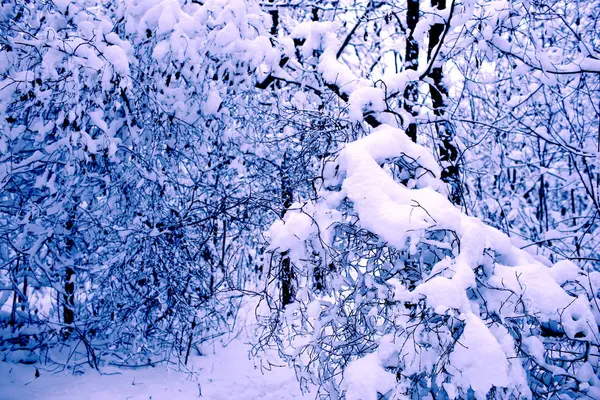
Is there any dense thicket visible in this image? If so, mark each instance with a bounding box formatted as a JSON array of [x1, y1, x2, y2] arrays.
[[1, 0, 599, 398]]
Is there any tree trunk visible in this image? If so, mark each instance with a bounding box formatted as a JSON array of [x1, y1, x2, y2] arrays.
[[9, 257, 20, 328], [404, 0, 420, 143], [64, 238, 75, 325], [64, 266, 75, 325], [280, 154, 295, 306], [427, 0, 462, 205], [268, 0, 278, 36]]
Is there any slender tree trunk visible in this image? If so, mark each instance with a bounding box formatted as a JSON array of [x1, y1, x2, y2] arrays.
[[268, 0, 278, 36], [280, 153, 295, 306], [21, 276, 27, 312], [184, 318, 196, 366], [64, 238, 75, 325], [9, 257, 20, 328], [10, 291, 18, 327], [404, 0, 420, 143], [427, 0, 462, 205], [221, 219, 227, 275], [64, 266, 75, 325]]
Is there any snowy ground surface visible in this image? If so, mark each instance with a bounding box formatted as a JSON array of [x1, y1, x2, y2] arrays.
[[0, 302, 312, 400], [0, 338, 310, 400]]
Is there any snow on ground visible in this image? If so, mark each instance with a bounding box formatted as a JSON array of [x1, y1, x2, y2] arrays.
[[1, 301, 311, 400], [0, 338, 310, 400]]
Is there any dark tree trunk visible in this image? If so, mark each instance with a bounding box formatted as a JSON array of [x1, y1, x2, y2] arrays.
[[9, 257, 20, 328], [63, 238, 75, 325], [268, 0, 278, 36], [64, 266, 75, 325], [280, 252, 294, 306], [280, 154, 295, 306], [427, 0, 462, 205], [404, 0, 420, 143]]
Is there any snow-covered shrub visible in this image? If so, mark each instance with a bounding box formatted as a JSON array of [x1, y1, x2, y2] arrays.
[[262, 124, 600, 399], [0, 0, 277, 366]]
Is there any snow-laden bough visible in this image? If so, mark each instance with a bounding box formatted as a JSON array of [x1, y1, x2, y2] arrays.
[[264, 124, 600, 399]]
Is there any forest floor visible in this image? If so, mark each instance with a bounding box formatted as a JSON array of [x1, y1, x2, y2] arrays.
[[0, 337, 310, 400], [0, 304, 312, 400]]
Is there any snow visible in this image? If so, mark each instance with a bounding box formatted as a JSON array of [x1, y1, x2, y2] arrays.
[[2, 0, 600, 399], [0, 332, 310, 400], [341, 352, 396, 400], [215, 22, 241, 47], [88, 110, 108, 132], [267, 207, 314, 254], [580, 57, 600, 72], [448, 314, 510, 400], [103, 45, 130, 76], [318, 51, 363, 94], [267, 120, 600, 397], [202, 87, 222, 116], [550, 259, 583, 285], [348, 87, 386, 122], [306, 299, 321, 319], [332, 124, 449, 251], [333, 122, 597, 341], [52, 0, 71, 14], [152, 40, 170, 60], [488, 263, 597, 341], [416, 276, 470, 314], [157, 0, 178, 34]]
